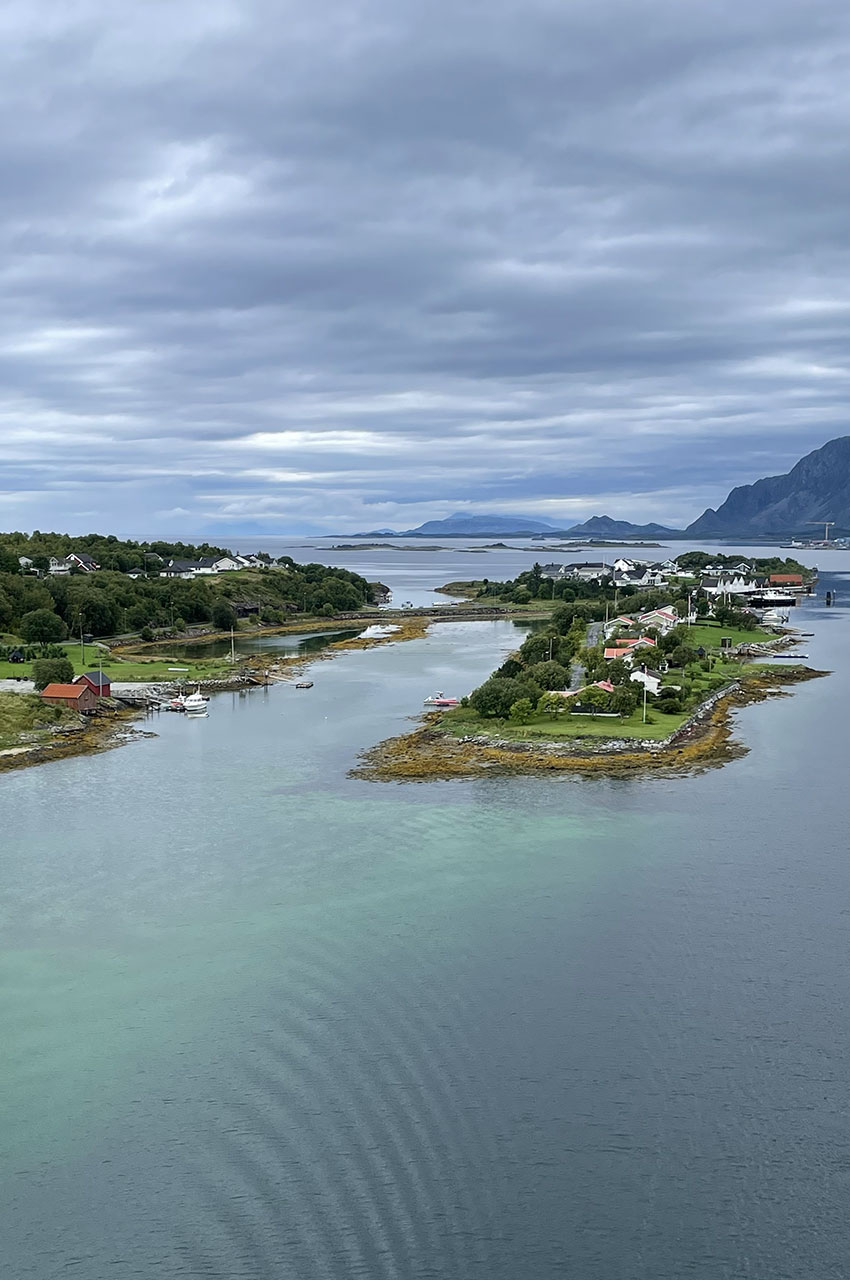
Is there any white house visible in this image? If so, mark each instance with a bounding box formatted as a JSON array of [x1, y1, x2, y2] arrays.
[[637, 607, 678, 635], [66, 552, 99, 572], [630, 668, 662, 696], [18, 555, 33, 569], [603, 614, 638, 639], [563, 561, 611, 582], [48, 556, 70, 575]]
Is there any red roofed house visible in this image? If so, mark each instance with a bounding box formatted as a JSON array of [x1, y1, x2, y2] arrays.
[[41, 683, 98, 712], [604, 636, 657, 662], [769, 573, 803, 587], [75, 671, 111, 698]]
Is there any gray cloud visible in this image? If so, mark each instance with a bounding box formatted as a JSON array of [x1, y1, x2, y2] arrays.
[[0, 0, 849, 533]]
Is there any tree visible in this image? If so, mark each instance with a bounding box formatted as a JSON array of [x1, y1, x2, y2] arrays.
[[212, 600, 237, 630], [606, 658, 629, 685], [76, 595, 121, 637], [527, 660, 570, 690], [578, 685, 609, 714], [610, 684, 639, 718], [509, 698, 534, 724], [20, 608, 68, 644], [668, 644, 696, 669], [537, 690, 567, 720], [494, 656, 523, 679], [32, 657, 74, 689], [470, 677, 534, 719]]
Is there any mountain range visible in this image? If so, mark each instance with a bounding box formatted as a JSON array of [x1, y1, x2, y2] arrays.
[[355, 435, 850, 539], [686, 435, 850, 535], [357, 513, 678, 538]]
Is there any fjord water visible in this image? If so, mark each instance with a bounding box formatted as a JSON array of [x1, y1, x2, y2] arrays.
[[1, 581, 848, 1278]]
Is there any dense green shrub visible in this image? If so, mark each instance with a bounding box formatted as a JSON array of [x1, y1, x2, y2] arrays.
[[31, 657, 74, 689]]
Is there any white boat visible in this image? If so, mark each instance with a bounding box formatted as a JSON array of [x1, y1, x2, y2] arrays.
[[183, 689, 209, 715], [424, 691, 459, 707]]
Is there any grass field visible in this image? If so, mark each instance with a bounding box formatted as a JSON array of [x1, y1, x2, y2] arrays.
[[0, 637, 232, 684], [440, 702, 693, 742], [0, 692, 79, 749], [682, 620, 772, 649]]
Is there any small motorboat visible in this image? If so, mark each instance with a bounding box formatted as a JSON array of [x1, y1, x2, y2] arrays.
[[183, 688, 209, 715], [424, 691, 459, 707], [295, 681, 313, 689]]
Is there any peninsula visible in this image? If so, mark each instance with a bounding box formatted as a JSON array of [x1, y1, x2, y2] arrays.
[[355, 553, 825, 779]]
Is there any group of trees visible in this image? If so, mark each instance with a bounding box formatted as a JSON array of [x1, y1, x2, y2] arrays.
[[0, 543, 376, 640], [674, 551, 807, 576], [0, 532, 230, 575]]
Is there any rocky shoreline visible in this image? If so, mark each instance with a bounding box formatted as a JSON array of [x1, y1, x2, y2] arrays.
[[351, 666, 828, 781]]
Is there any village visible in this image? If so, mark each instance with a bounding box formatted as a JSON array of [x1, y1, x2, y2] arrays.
[[17, 550, 272, 578], [540, 553, 811, 604]]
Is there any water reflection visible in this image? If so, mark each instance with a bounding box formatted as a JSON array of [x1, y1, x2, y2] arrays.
[[147, 627, 362, 660]]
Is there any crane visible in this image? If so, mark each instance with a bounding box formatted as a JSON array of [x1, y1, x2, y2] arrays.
[[805, 521, 835, 541]]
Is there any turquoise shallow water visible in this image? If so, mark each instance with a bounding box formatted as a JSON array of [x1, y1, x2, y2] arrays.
[[1, 591, 848, 1279]]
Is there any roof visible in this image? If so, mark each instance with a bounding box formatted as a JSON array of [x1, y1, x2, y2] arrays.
[[594, 680, 615, 693], [77, 671, 110, 687], [604, 646, 635, 659], [769, 573, 803, 583], [639, 607, 676, 619], [41, 683, 88, 699]]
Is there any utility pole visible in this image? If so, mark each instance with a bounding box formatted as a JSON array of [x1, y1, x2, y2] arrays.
[[642, 681, 647, 724], [79, 615, 85, 667]]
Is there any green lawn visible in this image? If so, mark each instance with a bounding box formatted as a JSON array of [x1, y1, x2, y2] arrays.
[[440, 703, 693, 743], [683, 620, 771, 649], [0, 638, 231, 684]]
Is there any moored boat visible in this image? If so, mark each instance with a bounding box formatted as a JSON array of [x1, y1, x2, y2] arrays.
[[183, 689, 209, 715], [424, 691, 459, 707]]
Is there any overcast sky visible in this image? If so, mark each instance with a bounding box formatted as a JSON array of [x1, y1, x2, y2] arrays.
[[1, 0, 849, 535]]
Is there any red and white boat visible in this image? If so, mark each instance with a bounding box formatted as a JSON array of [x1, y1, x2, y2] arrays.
[[424, 691, 459, 707]]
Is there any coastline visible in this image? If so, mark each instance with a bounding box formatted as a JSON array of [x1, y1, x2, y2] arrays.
[[0, 615, 435, 774], [351, 665, 828, 781], [0, 707, 156, 775]]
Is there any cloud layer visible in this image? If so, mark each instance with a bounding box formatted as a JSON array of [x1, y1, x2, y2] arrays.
[[1, 0, 849, 533]]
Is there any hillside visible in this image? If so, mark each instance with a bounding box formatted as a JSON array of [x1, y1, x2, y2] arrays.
[[361, 512, 679, 538], [561, 516, 679, 538], [400, 514, 559, 536], [688, 436, 850, 535]]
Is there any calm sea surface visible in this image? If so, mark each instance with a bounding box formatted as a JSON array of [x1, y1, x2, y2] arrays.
[[1, 548, 848, 1279]]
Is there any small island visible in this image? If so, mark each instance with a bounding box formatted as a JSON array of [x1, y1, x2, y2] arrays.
[[356, 553, 826, 779]]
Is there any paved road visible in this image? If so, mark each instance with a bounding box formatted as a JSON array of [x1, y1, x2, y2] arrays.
[[568, 619, 605, 691], [586, 621, 604, 647]]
